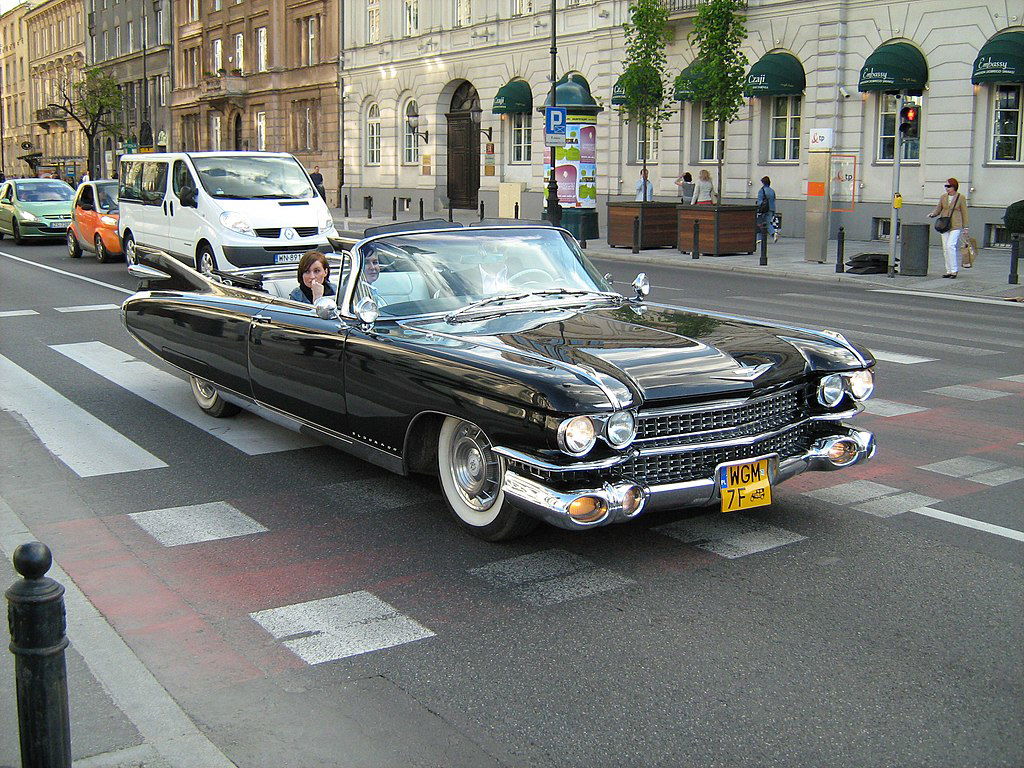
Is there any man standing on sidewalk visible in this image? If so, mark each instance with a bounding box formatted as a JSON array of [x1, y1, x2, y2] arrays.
[[756, 176, 778, 243], [310, 165, 326, 201]]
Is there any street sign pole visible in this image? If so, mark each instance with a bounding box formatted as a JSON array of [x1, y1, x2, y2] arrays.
[[887, 92, 905, 278], [545, 0, 562, 228]]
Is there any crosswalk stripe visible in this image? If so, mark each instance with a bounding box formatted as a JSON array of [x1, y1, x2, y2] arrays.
[[54, 303, 120, 313], [926, 385, 1010, 401], [51, 341, 318, 455], [469, 549, 634, 606], [0, 352, 167, 477], [862, 398, 928, 416], [129, 502, 268, 546], [871, 351, 937, 365], [655, 514, 806, 558], [0, 309, 39, 317], [910, 507, 1024, 542]]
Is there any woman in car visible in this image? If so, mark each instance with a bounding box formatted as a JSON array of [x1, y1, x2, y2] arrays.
[[290, 250, 337, 304]]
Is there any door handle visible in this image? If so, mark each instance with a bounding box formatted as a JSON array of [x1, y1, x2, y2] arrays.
[[252, 314, 272, 324], [169, 201, 174, 216]]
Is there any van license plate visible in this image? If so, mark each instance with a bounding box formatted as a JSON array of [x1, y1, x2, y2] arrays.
[[275, 253, 302, 264], [718, 457, 772, 513]]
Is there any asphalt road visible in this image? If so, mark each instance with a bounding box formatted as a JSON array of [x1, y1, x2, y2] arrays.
[[1, 240, 1022, 768]]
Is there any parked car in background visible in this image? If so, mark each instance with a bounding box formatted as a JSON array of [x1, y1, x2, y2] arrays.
[[122, 223, 877, 542], [67, 180, 122, 262], [0, 178, 75, 244], [117, 151, 336, 273]]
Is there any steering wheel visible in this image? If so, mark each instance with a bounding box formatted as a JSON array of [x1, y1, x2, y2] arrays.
[[509, 268, 554, 285]]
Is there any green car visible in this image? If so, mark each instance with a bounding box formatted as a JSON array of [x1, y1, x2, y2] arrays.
[[0, 178, 75, 244]]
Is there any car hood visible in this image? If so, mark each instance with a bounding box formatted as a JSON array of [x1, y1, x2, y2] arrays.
[[215, 198, 324, 227], [406, 303, 871, 408], [19, 200, 73, 216]]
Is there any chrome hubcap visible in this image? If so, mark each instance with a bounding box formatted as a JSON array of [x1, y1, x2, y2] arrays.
[[191, 376, 217, 406], [67, 233, 75, 254], [199, 252, 214, 273], [450, 423, 500, 511], [126, 240, 136, 265]]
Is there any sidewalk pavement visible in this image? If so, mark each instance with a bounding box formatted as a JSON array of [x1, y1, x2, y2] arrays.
[[330, 208, 1024, 303]]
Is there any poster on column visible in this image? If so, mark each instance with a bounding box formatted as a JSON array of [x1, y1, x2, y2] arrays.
[[548, 115, 597, 208]]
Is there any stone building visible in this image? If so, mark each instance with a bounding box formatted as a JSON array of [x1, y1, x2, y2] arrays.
[[341, 0, 1023, 247], [168, 0, 340, 200], [0, 1, 40, 178], [24, 0, 87, 182], [88, 0, 173, 177]]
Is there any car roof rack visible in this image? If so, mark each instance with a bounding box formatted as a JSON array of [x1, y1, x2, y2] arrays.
[[363, 218, 463, 238]]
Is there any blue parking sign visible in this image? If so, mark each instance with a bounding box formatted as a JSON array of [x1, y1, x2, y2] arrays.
[[545, 107, 567, 147]]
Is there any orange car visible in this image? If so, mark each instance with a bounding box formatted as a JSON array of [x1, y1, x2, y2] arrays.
[[67, 180, 123, 262]]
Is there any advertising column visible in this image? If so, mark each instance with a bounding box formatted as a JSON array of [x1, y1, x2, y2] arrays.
[[805, 128, 833, 263]]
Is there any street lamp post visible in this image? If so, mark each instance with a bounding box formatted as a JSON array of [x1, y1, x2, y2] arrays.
[[544, 0, 561, 227]]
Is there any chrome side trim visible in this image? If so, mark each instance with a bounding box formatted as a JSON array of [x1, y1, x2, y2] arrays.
[[493, 445, 635, 471]]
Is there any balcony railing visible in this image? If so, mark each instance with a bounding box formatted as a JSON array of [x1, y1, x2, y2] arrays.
[[35, 106, 67, 124], [665, 0, 747, 12], [200, 74, 246, 100]]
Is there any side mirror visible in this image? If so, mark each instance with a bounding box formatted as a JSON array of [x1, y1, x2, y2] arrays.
[[631, 272, 650, 300], [313, 296, 339, 321], [179, 186, 198, 208], [354, 296, 379, 329]]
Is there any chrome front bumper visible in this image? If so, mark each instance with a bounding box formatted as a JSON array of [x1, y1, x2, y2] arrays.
[[501, 426, 875, 531]]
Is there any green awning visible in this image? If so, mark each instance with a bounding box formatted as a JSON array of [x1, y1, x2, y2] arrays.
[[972, 30, 1024, 84], [858, 42, 928, 94], [611, 76, 626, 105], [744, 52, 805, 96], [492, 80, 533, 114], [674, 60, 702, 101]]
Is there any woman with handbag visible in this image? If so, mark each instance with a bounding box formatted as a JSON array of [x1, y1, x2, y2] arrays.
[[927, 178, 969, 278]]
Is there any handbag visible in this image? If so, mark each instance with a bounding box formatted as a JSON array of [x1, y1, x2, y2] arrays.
[[959, 236, 978, 267], [934, 193, 958, 233]]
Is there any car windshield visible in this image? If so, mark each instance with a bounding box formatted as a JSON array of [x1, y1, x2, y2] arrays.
[[190, 155, 317, 200], [16, 181, 74, 202], [95, 182, 119, 211], [351, 227, 615, 319]]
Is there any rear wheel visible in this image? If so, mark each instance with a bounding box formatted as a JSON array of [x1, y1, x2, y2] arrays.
[[189, 375, 241, 418], [67, 229, 82, 258], [436, 416, 538, 541], [195, 244, 217, 274], [95, 234, 110, 263], [123, 233, 137, 265], [12, 221, 24, 245]]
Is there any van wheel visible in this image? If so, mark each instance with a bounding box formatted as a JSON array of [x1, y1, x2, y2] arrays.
[[67, 229, 82, 258], [123, 233, 137, 265], [196, 244, 217, 274], [189, 376, 240, 418], [95, 234, 110, 263], [12, 221, 24, 245]]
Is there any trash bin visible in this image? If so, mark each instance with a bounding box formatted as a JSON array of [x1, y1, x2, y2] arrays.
[[900, 223, 931, 276]]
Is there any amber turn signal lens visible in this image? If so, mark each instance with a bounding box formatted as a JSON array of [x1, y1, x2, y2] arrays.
[[827, 438, 859, 466], [568, 496, 607, 523]]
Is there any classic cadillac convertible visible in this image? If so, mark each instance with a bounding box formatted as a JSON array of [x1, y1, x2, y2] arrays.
[[122, 222, 876, 540]]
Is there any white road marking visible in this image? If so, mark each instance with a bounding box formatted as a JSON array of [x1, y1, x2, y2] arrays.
[[54, 303, 120, 313], [0, 309, 38, 317], [469, 549, 634, 606], [910, 507, 1024, 542], [655, 515, 806, 559], [0, 352, 167, 477], [804, 480, 903, 505], [861, 398, 928, 417], [129, 502, 268, 546], [51, 341, 317, 455], [868, 289, 1024, 307], [871, 350, 938, 365], [854, 492, 941, 518], [250, 591, 435, 664], [918, 456, 1024, 486], [926, 384, 1011, 401], [0, 249, 133, 294], [1001, 374, 1024, 383]]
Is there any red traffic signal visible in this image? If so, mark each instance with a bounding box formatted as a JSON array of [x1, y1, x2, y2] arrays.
[[899, 105, 920, 139]]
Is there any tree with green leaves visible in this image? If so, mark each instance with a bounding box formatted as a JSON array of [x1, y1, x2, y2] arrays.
[[48, 66, 124, 178], [618, 0, 675, 201], [688, 0, 748, 203]]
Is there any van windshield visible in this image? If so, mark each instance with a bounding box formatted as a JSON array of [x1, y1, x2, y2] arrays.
[[189, 155, 317, 200]]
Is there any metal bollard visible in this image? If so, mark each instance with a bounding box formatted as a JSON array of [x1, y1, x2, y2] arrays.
[[632, 216, 640, 254], [343, 195, 349, 218], [448, 205, 453, 223], [1010, 234, 1020, 285], [836, 226, 846, 273], [419, 199, 424, 220], [479, 201, 485, 221], [692, 220, 700, 259], [514, 202, 519, 219], [580, 238, 587, 249], [759, 227, 768, 266], [392, 197, 398, 221], [6, 541, 72, 768], [366, 197, 373, 219]]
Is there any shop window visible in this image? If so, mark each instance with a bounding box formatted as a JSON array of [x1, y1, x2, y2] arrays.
[[992, 84, 1022, 162]]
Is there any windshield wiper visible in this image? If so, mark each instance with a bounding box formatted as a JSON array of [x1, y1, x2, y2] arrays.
[[251, 193, 300, 199], [444, 289, 621, 324]]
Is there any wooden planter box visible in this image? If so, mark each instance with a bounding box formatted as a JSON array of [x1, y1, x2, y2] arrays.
[[677, 204, 758, 256], [607, 202, 679, 249]]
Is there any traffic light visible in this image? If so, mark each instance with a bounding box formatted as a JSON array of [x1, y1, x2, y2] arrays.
[[899, 105, 920, 139]]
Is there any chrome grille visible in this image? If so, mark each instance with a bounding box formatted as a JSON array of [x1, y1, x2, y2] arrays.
[[636, 388, 804, 447]]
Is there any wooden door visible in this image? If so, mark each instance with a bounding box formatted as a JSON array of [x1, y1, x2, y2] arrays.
[[446, 82, 481, 209]]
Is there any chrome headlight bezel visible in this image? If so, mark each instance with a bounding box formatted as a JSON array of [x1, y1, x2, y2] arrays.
[[604, 410, 637, 449], [558, 416, 597, 457], [846, 369, 874, 401], [817, 374, 846, 407]]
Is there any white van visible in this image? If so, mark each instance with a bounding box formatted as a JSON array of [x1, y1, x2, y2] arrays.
[[118, 151, 336, 272]]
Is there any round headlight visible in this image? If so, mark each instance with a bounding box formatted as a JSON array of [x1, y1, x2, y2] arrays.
[[817, 374, 845, 407], [219, 211, 253, 236], [847, 369, 874, 400], [605, 410, 636, 448], [558, 416, 597, 457]]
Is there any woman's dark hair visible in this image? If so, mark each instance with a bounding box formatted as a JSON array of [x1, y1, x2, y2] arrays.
[[946, 178, 959, 191], [683, 172, 692, 182], [761, 176, 771, 186], [295, 250, 329, 283]]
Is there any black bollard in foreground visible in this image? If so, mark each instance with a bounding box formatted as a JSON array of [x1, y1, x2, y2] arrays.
[[366, 197, 373, 219], [514, 202, 520, 219], [7, 542, 72, 768], [1010, 234, 1020, 285], [448, 205, 454, 223], [392, 197, 398, 221], [343, 194, 349, 218], [419, 199, 424, 220], [836, 226, 846, 273], [479, 201, 485, 221], [759, 227, 768, 266], [632, 216, 640, 254], [692, 220, 700, 259]]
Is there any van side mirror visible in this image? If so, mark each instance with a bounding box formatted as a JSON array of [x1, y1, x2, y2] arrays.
[[179, 186, 198, 208]]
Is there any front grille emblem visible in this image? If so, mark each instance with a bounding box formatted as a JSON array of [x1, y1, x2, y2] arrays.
[[283, 227, 296, 240]]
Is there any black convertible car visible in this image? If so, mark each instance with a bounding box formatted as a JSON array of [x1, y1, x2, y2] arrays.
[[122, 222, 876, 540]]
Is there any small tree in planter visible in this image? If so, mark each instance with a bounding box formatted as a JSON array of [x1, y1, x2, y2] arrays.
[[618, 0, 674, 201], [688, 0, 748, 204]]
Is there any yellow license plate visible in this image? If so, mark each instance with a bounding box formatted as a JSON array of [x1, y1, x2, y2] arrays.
[[718, 457, 773, 513]]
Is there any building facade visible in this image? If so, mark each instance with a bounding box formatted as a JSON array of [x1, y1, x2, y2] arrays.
[[24, 0, 88, 182], [168, 0, 340, 199], [341, 0, 1024, 246], [88, 0, 173, 177], [0, 1, 40, 178]]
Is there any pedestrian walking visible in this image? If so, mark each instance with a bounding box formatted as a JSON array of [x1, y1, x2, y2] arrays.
[[691, 169, 714, 205], [756, 175, 778, 243], [675, 171, 695, 203], [309, 165, 326, 201], [928, 177, 969, 278], [634, 168, 654, 202]]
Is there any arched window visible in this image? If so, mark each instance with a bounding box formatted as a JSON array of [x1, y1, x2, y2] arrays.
[[366, 103, 381, 165], [403, 100, 420, 164]]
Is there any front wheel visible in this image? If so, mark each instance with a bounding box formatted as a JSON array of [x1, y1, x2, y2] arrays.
[[196, 244, 217, 274], [12, 221, 24, 245], [123, 233, 137, 265], [189, 375, 241, 418], [95, 234, 111, 263], [436, 417, 538, 541], [67, 229, 82, 258]]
